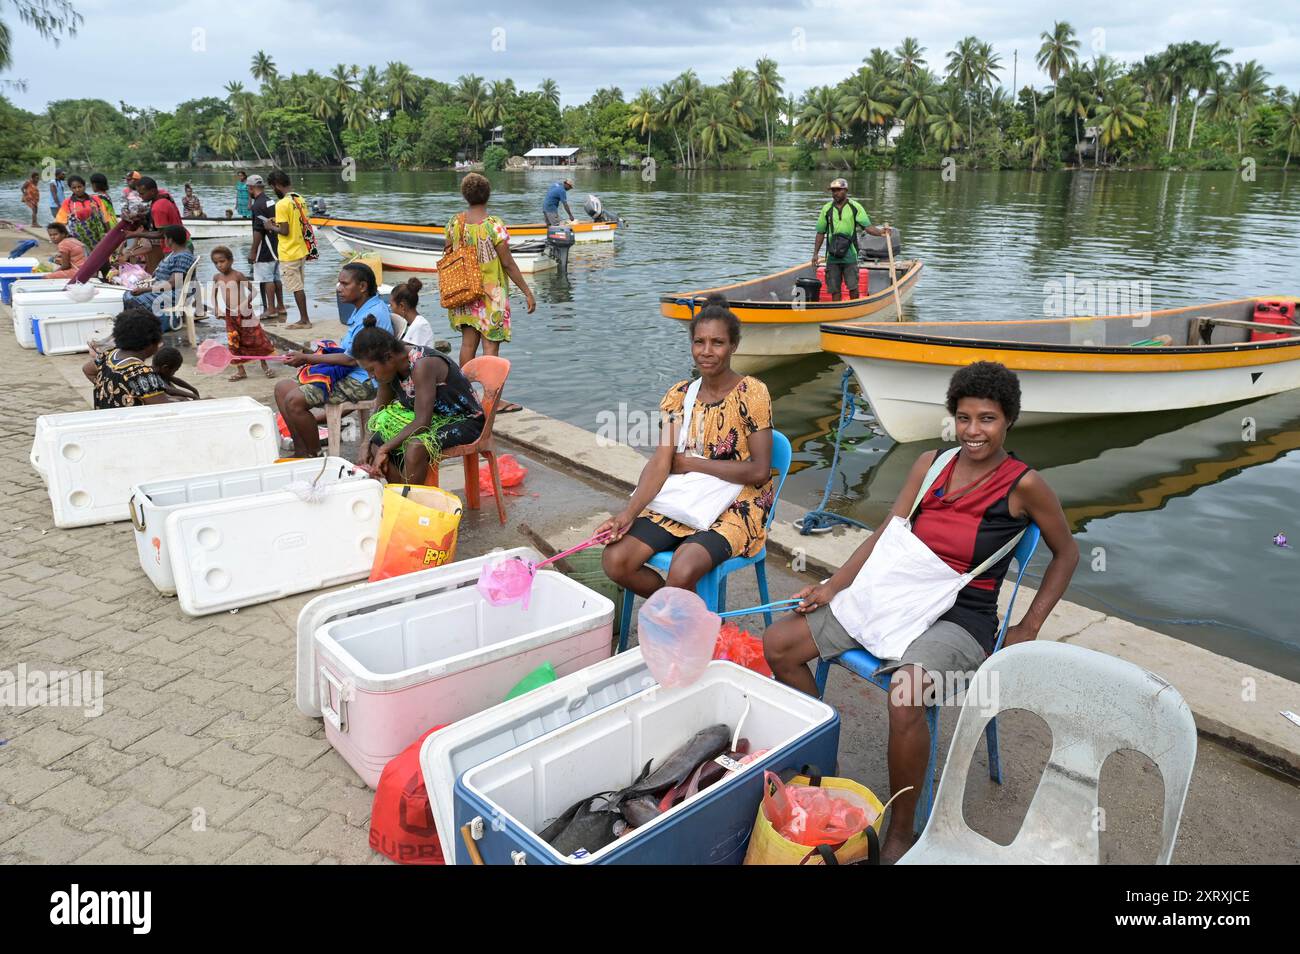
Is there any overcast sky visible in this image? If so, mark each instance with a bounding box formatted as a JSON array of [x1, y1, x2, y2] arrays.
[[5, 0, 1298, 113]]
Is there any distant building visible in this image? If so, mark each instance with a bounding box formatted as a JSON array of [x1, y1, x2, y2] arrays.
[[886, 121, 905, 147], [525, 147, 580, 167], [486, 126, 505, 146]]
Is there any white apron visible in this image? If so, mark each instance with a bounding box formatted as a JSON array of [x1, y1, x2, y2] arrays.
[[829, 448, 1025, 660]]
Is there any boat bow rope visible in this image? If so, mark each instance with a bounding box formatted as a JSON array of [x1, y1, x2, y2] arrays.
[[795, 367, 872, 535]]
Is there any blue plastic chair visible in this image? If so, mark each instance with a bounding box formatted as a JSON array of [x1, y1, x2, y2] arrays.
[[813, 522, 1042, 833], [616, 430, 792, 652]]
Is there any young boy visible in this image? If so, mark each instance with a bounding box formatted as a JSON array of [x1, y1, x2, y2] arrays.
[[152, 346, 200, 400], [211, 245, 275, 381]]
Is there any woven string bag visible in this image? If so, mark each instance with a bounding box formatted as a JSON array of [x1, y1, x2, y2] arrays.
[[438, 213, 485, 309]]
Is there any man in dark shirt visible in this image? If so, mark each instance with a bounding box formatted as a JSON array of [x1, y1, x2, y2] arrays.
[[247, 175, 285, 320]]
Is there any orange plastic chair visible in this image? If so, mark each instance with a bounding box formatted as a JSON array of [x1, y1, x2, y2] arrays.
[[425, 355, 510, 524]]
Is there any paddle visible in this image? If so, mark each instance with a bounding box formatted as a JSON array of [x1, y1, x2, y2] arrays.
[[883, 222, 904, 320]]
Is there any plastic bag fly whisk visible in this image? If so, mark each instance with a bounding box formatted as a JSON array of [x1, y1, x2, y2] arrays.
[[195, 340, 292, 375], [637, 587, 721, 688], [477, 530, 612, 609]]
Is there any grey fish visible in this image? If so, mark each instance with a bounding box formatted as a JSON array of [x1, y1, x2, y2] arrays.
[[548, 794, 621, 856], [618, 724, 731, 799], [620, 795, 663, 828]]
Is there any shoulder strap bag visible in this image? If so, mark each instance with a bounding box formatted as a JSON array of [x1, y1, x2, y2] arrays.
[[438, 214, 486, 309], [644, 378, 745, 532]]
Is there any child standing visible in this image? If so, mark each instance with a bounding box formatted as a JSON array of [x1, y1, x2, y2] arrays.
[[152, 346, 201, 400], [211, 245, 275, 381]]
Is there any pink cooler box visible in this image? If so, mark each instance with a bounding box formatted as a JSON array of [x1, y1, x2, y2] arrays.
[[312, 569, 614, 787]]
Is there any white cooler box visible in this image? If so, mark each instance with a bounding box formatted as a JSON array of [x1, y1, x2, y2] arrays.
[[453, 662, 841, 865], [130, 457, 378, 598], [30, 397, 278, 528], [12, 284, 126, 348], [420, 648, 654, 864], [307, 557, 614, 787], [33, 312, 115, 355], [0, 257, 39, 303]]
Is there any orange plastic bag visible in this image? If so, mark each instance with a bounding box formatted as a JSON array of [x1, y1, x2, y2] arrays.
[[743, 771, 884, 865], [479, 453, 528, 496], [713, 622, 773, 677], [369, 484, 463, 582]]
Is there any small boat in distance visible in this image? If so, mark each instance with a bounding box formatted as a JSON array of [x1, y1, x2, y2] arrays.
[[321, 225, 558, 274], [307, 214, 619, 243], [821, 297, 1300, 442], [182, 217, 251, 240], [660, 258, 923, 373]]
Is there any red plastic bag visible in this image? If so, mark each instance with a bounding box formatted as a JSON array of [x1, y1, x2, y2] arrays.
[[479, 453, 528, 496], [713, 622, 773, 677], [370, 725, 448, 864], [761, 771, 873, 847]]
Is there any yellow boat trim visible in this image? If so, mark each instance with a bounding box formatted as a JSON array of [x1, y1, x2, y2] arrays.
[[309, 217, 617, 237], [661, 260, 923, 325], [820, 326, 1300, 372]]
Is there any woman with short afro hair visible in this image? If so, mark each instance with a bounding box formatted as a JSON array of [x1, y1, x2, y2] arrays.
[[762, 360, 1078, 862], [82, 308, 177, 408]]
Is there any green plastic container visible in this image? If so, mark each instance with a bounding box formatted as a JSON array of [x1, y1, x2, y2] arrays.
[[556, 546, 623, 645]]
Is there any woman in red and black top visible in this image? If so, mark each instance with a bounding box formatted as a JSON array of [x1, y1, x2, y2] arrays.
[[763, 361, 1078, 863]]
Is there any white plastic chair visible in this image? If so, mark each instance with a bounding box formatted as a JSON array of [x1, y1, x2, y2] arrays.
[[899, 641, 1197, 865]]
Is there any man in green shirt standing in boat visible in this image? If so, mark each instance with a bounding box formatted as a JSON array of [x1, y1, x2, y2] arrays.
[[812, 177, 886, 301]]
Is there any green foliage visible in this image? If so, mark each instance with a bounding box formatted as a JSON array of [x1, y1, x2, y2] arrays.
[[789, 143, 817, 170], [502, 93, 561, 155], [482, 144, 508, 171]]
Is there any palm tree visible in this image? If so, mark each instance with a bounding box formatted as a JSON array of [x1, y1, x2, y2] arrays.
[[250, 50, 277, 87], [1092, 78, 1147, 165], [1054, 71, 1091, 157], [1157, 42, 1196, 151], [1226, 60, 1271, 153], [656, 81, 684, 166], [1020, 102, 1054, 168], [1036, 21, 1079, 84], [945, 36, 981, 146], [753, 56, 784, 161], [207, 115, 239, 158], [721, 67, 756, 133], [864, 47, 899, 81], [667, 70, 704, 168], [1, 0, 82, 71], [538, 78, 560, 108], [384, 61, 417, 112], [628, 88, 659, 153], [455, 74, 488, 131], [840, 68, 897, 151], [974, 41, 1003, 119], [927, 86, 965, 152], [223, 81, 265, 161], [483, 79, 516, 130], [895, 37, 926, 82], [694, 90, 748, 165], [897, 70, 940, 147], [1185, 41, 1231, 148], [797, 85, 848, 161], [1280, 92, 1300, 168]]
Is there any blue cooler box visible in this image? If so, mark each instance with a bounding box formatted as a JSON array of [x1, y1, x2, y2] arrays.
[[0, 257, 39, 304], [453, 660, 840, 865]]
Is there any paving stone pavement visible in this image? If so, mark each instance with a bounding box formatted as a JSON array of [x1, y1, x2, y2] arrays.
[[0, 320, 391, 864]]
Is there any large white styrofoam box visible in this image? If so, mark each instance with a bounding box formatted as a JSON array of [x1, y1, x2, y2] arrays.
[[313, 567, 615, 787], [165, 475, 382, 617], [131, 457, 374, 596], [453, 662, 841, 865], [419, 648, 653, 864], [33, 312, 115, 355], [12, 284, 127, 348], [30, 397, 278, 528], [10, 277, 118, 296]]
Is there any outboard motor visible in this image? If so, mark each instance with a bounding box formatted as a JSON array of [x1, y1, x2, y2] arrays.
[[546, 224, 575, 275], [584, 194, 625, 227], [857, 225, 901, 261]]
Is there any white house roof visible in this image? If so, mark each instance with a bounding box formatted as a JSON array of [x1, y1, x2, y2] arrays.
[[524, 147, 580, 157]]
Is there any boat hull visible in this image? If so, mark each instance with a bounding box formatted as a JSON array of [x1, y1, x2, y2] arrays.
[[307, 216, 618, 243], [823, 298, 1300, 442], [322, 226, 556, 274], [182, 217, 251, 240], [661, 260, 923, 372]]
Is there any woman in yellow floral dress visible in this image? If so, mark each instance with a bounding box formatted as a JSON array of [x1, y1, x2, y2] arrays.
[[445, 172, 535, 411], [600, 295, 775, 595]]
